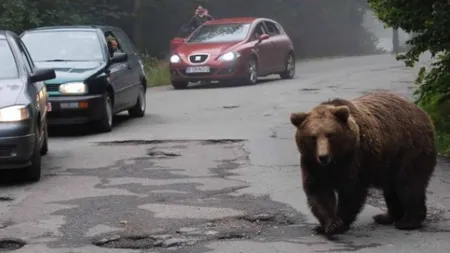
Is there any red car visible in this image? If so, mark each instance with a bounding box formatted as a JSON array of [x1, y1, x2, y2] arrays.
[[169, 17, 295, 89]]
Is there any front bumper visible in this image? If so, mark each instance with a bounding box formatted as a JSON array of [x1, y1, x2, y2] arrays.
[[47, 94, 104, 125], [170, 59, 247, 82], [0, 131, 35, 169]]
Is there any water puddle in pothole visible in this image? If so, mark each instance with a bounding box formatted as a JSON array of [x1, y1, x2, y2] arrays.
[[0, 238, 26, 251]]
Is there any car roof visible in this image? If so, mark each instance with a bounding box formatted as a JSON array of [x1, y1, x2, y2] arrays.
[[204, 17, 258, 25], [23, 25, 119, 33]]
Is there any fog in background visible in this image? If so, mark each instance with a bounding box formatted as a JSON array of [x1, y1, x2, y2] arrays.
[[0, 0, 408, 58]]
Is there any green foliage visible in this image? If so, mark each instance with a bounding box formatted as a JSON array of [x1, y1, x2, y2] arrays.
[[140, 54, 170, 87], [368, 0, 450, 155]]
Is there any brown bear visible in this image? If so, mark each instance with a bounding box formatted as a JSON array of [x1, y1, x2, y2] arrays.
[[290, 91, 437, 237]]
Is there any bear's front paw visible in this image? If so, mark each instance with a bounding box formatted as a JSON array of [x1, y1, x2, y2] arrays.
[[324, 219, 349, 236], [313, 225, 325, 234]]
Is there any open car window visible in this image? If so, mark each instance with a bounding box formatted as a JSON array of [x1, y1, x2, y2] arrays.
[[187, 23, 251, 43]]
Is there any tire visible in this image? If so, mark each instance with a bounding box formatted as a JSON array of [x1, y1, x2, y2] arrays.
[[280, 52, 296, 79], [242, 57, 258, 85], [40, 122, 48, 156], [172, 81, 188, 90], [94, 92, 113, 133], [128, 85, 146, 118], [23, 126, 42, 182]]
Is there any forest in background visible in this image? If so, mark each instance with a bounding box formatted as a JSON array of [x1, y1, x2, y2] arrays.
[[0, 0, 380, 59]]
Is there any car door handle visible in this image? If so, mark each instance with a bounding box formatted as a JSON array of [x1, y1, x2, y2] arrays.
[[127, 64, 132, 69]]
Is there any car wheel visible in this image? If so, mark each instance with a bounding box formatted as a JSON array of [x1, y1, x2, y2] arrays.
[[128, 85, 146, 118], [172, 81, 188, 90], [243, 57, 258, 85], [40, 122, 48, 156], [280, 53, 296, 79], [23, 125, 42, 182], [94, 92, 113, 133]]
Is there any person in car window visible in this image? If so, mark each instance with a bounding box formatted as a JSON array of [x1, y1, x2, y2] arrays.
[[106, 35, 121, 58], [189, 5, 213, 31]]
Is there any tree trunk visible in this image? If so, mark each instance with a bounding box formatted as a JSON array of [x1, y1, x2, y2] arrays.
[[392, 27, 399, 53], [133, 0, 143, 53]]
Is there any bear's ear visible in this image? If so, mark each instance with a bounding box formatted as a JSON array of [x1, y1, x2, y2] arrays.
[[290, 112, 309, 127], [330, 106, 350, 122]]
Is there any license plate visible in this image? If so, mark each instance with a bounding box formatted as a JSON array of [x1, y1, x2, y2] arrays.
[[60, 102, 79, 109], [186, 66, 210, 73], [46, 102, 52, 112]]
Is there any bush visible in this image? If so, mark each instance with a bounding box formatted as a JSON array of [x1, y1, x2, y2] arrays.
[[140, 54, 170, 87], [369, 0, 450, 156]]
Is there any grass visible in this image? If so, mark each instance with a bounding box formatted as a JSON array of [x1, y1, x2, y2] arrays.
[[417, 93, 450, 157], [141, 54, 170, 87]]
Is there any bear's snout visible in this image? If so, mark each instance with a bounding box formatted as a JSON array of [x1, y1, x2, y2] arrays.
[[316, 137, 331, 165], [317, 154, 331, 165]]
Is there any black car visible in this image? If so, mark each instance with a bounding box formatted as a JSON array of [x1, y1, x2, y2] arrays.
[[20, 26, 148, 132], [0, 30, 56, 182]]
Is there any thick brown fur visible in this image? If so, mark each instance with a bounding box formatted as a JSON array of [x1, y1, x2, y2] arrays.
[[290, 91, 437, 238]]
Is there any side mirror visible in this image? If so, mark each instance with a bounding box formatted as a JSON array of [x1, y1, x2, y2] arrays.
[[111, 52, 128, 63], [258, 34, 270, 42], [30, 68, 56, 82]]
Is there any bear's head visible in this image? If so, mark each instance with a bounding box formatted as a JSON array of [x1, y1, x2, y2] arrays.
[[290, 104, 359, 166]]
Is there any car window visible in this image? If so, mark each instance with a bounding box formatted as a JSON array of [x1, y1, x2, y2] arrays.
[[264, 21, 280, 36], [16, 39, 33, 73], [104, 31, 124, 58], [0, 39, 19, 79], [251, 23, 267, 41], [113, 29, 136, 54], [21, 30, 105, 62], [187, 23, 251, 43]]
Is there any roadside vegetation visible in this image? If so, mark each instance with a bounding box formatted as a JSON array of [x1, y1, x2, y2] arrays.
[[140, 55, 170, 87], [369, 0, 450, 156]]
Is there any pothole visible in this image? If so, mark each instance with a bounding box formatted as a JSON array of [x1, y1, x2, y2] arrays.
[[93, 212, 300, 249], [95, 139, 246, 146], [0, 197, 14, 202], [299, 88, 319, 92], [0, 238, 26, 251], [147, 149, 181, 158]]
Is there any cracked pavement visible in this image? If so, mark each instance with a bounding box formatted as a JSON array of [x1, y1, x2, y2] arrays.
[[1, 53, 450, 252]]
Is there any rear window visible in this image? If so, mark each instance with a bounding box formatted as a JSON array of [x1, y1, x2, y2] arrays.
[[0, 40, 18, 79], [188, 23, 251, 43]]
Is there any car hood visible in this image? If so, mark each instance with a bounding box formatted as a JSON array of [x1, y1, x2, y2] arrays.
[[0, 79, 23, 108], [176, 42, 241, 58], [34, 61, 106, 84]]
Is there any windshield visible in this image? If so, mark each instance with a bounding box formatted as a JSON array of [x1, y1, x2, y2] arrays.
[[0, 40, 18, 79], [21, 31, 104, 62], [188, 23, 251, 43]]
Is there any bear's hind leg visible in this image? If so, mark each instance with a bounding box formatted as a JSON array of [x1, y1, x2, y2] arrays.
[[394, 182, 427, 230], [373, 187, 404, 225]]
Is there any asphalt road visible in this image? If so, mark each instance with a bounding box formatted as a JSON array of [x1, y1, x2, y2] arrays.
[[1, 53, 449, 253]]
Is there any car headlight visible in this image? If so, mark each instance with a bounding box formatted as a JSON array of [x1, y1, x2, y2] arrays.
[[0, 105, 29, 122], [59, 82, 87, 94], [219, 52, 240, 61], [170, 55, 181, 63]]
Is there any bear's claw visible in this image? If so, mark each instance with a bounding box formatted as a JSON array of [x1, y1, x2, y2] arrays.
[[373, 213, 395, 225], [324, 219, 349, 236]]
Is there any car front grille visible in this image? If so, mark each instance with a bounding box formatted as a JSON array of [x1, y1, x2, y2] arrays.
[[188, 54, 209, 64], [46, 84, 60, 92]]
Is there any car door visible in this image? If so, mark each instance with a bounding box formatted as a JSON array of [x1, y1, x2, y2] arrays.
[[251, 22, 273, 75], [113, 29, 142, 108], [263, 21, 284, 73], [104, 30, 129, 110], [16, 38, 46, 139]]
